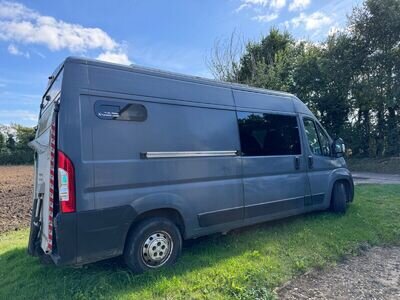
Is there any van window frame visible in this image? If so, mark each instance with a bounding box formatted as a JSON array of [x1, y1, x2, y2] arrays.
[[40, 66, 64, 118], [302, 117, 332, 157], [94, 100, 148, 122], [236, 110, 302, 157]]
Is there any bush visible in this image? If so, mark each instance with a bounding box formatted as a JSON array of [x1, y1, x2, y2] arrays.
[[0, 125, 35, 165]]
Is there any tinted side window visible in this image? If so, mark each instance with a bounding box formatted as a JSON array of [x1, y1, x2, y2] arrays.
[[95, 101, 147, 121], [303, 119, 321, 155], [303, 118, 331, 157], [238, 112, 301, 156], [316, 123, 331, 156]]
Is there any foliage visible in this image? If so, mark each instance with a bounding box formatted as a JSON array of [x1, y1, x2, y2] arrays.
[[347, 157, 400, 173], [1, 185, 400, 299], [0, 125, 35, 165], [208, 0, 400, 157]]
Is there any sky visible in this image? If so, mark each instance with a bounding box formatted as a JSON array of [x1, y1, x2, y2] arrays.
[[0, 0, 361, 126]]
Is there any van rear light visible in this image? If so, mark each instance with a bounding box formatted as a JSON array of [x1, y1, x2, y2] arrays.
[[58, 151, 76, 213]]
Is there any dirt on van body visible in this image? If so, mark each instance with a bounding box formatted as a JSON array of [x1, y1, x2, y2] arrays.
[[277, 246, 400, 299], [0, 165, 33, 234]]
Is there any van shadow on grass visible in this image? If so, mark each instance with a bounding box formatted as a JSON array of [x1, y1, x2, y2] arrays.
[[0, 213, 322, 299]]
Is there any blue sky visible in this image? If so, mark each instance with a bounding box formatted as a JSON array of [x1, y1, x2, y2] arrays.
[[0, 0, 360, 126]]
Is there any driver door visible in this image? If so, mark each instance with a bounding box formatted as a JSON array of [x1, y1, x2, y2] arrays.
[[302, 117, 336, 209]]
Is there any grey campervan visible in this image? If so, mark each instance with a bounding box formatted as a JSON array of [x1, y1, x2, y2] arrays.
[[28, 57, 354, 273]]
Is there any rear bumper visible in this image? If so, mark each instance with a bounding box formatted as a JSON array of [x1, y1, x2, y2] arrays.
[[51, 205, 136, 266]]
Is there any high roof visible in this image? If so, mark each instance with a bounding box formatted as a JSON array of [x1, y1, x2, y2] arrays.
[[64, 56, 294, 99]]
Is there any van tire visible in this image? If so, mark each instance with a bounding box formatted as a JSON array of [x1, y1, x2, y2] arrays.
[[331, 182, 347, 213], [124, 217, 182, 273]]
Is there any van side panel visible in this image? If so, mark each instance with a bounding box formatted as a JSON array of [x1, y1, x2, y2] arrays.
[[88, 65, 235, 107], [233, 89, 294, 112], [84, 64, 244, 239], [85, 95, 243, 238]]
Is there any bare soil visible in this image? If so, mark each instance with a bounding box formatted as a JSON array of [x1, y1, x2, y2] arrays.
[[0, 165, 33, 234], [277, 246, 400, 300]]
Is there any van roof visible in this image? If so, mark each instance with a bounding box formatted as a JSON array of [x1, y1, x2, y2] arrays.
[[64, 56, 294, 99]]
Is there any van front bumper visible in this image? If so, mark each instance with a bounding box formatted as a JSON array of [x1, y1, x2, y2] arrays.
[[51, 205, 136, 266]]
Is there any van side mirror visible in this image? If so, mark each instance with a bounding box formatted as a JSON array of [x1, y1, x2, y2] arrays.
[[332, 138, 345, 157]]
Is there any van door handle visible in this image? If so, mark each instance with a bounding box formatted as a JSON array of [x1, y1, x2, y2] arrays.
[[308, 155, 313, 168], [294, 156, 300, 170]]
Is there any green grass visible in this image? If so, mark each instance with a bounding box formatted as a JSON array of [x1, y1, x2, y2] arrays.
[[1, 185, 400, 300]]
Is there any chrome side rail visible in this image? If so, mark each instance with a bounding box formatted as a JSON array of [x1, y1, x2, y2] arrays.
[[142, 150, 238, 159]]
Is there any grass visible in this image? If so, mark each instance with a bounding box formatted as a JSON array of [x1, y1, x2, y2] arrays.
[[347, 157, 400, 174], [1, 185, 400, 300]]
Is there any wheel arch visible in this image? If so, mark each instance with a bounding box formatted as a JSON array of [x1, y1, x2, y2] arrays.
[[129, 207, 186, 236], [328, 169, 354, 205], [123, 204, 188, 254]]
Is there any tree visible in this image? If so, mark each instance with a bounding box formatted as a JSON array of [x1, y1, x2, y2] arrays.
[[6, 134, 15, 151], [237, 28, 297, 87], [206, 30, 244, 82], [14, 125, 35, 150], [207, 0, 400, 158], [350, 0, 400, 156], [0, 125, 35, 165], [0, 132, 4, 152]]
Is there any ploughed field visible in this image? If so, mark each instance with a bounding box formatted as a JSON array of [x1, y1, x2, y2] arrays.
[[0, 166, 33, 234]]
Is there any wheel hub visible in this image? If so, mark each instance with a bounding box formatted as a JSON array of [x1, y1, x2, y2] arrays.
[[142, 231, 173, 268]]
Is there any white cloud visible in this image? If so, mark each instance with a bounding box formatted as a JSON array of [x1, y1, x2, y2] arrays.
[[270, 0, 286, 10], [244, 0, 269, 6], [97, 51, 131, 65], [328, 24, 345, 36], [289, 11, 332, 30], [7, 43, 29, 58], [0, 1, 131, 64], [235, 4, 249, 12], [236, 0, 286, 22], [289, 0, 311, 11], [0, 1, 37, 20], [252, 13, 279, 22], [236, 0, 286, 12]]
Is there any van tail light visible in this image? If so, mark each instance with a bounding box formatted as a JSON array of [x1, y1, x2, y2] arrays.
[[58, 151, 76, 213]]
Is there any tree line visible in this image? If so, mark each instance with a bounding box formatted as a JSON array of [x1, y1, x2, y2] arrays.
[[0, 125, 35, 165], [208, 0, 400, 157]]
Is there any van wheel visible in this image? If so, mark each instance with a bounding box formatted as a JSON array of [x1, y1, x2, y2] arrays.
[[330, 182, 347, 213], [124, 217, 182, 273]]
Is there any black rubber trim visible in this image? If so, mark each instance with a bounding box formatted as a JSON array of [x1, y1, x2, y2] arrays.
[[198, 207, 243, 227], [245, 197, 303, 218], [198, 196, 310, 227], [52, 212, 77, 265], [304, 193, 325, 206], [52, 205, 136, 266]]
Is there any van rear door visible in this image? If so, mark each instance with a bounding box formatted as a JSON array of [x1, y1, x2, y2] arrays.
[[28, 69, 62, 256]]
